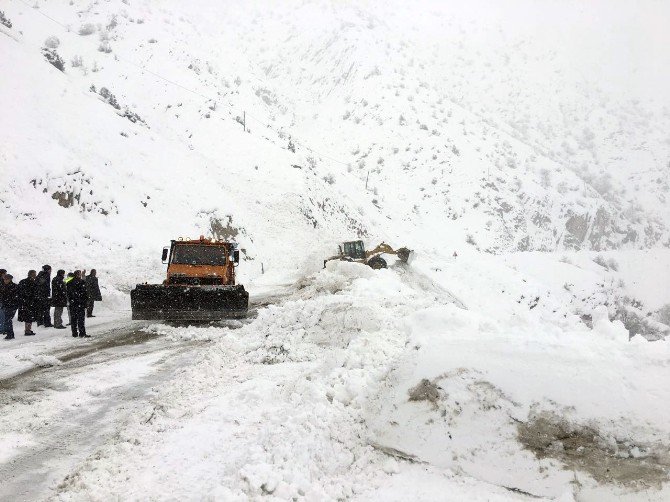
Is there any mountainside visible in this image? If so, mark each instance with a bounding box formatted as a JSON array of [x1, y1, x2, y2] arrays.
[[0, 0, 390, 298], [1, 0, 669, 268]]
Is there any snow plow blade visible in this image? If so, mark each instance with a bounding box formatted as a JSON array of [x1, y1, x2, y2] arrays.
[[130, 284, 249, 321]]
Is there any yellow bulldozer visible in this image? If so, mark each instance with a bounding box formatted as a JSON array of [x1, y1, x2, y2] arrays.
[[324, 240, 412, 269]]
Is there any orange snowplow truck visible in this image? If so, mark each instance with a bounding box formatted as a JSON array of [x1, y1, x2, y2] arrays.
[[130, 236, 248, 321]]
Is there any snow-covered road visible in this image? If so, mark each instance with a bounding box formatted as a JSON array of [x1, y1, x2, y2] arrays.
[[0, 294, 283, 501], [0, 324, 205, 501]]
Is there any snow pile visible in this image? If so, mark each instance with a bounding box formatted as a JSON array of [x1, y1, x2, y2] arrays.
[[50, 262, 670, 500], [51, 262, 503, 500], [592, 305, 629, 342], [14, 353, 62, 368], [368, 279, 670, 499]]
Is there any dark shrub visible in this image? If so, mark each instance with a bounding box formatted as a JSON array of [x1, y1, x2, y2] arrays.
[[42, 48, 65, 72], [0, 10, 12, 29], [98, 87, 121, 109]]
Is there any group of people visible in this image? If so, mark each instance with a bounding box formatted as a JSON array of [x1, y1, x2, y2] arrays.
[[0, 266, 102, 341]]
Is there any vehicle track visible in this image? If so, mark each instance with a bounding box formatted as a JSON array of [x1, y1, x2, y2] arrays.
[[0, 332, 199, 501], [0, 291, 288, 501]]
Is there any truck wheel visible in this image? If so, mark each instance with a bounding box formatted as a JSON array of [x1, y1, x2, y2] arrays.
[[367, 256, 387, 270]]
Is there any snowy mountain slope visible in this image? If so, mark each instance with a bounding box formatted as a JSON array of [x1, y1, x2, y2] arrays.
[[150, 0, 668, 251], [0, 16, 398, 300], [4, 0, 667, 330], [2, 0, 668, 259], [267, 0, 670, 249], [0, 1, 667, 362]]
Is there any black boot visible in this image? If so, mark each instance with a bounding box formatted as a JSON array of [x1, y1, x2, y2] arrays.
[[4, 335, 14, 340]]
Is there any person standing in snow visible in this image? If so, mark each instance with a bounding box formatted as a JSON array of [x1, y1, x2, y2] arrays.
[[51, 269, 68, 329], [67, 270, 89, 338], [64, 272, 75, 326], [36, 264, 52, 327], [18, 270, 39, 336], [85, 269, 102, 318], [0, 268, 7, 336], [2, 274, 19, 340]]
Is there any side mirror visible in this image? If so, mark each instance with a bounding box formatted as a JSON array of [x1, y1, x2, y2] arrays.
[[233, 250, 240, 264], [161, 247, 169, 263]]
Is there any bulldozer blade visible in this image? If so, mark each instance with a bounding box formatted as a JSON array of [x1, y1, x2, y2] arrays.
[[131, 284, 249, 321]]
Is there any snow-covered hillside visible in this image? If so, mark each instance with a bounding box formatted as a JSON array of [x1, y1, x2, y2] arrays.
[[2, 0, 669, 328], [2, 0, 669, 267], [1, 0, 670, 500], [0, 1, 389, 300]]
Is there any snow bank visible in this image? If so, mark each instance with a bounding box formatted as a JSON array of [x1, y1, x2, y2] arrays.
[[592, 305, 628, 342], [49, 262, 670, 500], [368, 280, 670, 499]]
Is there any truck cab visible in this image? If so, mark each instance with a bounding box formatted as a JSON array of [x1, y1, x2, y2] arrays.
[[130, 235, 248, 321], [162, 237, 240, 286]]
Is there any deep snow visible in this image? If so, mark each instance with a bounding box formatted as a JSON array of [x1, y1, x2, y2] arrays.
[[1, 0, 670, 500], [37, 261, 670, 501]]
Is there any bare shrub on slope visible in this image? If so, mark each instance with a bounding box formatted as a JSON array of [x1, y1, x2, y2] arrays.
[[41, 48, 65, 72]]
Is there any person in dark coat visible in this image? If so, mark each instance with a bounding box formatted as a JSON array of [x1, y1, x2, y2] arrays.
[[0, 268, 6, 335], [85, 269, 102, 317], [2, 274, 19, 340], [18, 270, 39, 336], [67, 270, 89, 338], [64, 272, 75, 326], [51, 269, 68, 329], [36, 264, 52, 327]]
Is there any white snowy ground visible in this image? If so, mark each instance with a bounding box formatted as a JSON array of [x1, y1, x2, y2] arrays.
[[0, 306, 129, 380], [24, 259, 666, 502]]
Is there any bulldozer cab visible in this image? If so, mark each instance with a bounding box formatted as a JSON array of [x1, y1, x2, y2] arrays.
[[342, 240, 366, 260]]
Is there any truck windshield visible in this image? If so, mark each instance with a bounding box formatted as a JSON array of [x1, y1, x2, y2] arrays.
[[172, 245, 227, 265]]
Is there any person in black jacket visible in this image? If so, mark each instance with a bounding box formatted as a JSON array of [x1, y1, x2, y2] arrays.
[[85, 269, 102, 317], [67, 270, 89, 338], [51, 269, 68, 329], [0, 268, 6, 335], [64, 272, 75, 326], [2, 274, 19, 340], [18, 270, 39, 336], [36, 264, 52, 327]]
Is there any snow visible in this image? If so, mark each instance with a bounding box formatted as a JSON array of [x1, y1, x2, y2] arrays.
[[1, 0, 669, 499], [0, 310, 129, 379], [40, 262, 670, 501]]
